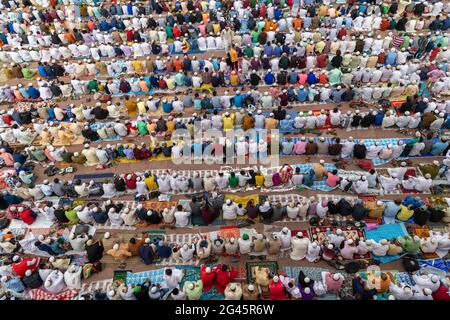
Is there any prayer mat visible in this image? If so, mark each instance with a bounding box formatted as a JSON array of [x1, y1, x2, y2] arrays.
[[365, 223, 408, 264], [29, 289, 78, 300], [113, 270, 131, 282], [149, 154, 172, 161], [225, 194, 260, 206], [364, 223, 408, 242], [145, 200, 177, 211], [218, 226, 241, 240], [73, 172, 115, 181], [80, 279, 113, 294], [126, 268, 167, 286], [8, 215, 54, 230], [408, 225, 431, 238], [419, 258, 449, 272], [117, 158, 139, 164], [246, 261, 278, 286]]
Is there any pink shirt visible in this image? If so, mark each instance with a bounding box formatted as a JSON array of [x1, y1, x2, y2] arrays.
[[326, 172, 340, 187], [325, 273, 343, 293], [0, 153, 15, 166], [293, 141, 307, 155]]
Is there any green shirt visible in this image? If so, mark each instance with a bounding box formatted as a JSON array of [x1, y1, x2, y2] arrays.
[[257, 21, 266, 32], [228, 176, 239, 188], [244, 46, 254, 58], [251, 31, 260, 43], [165, 26, 173, 39], [137, 121, 149, 135], [22, 68, 36, 80], [31, 150, 46, 162], [174, 73, 185, 86], [65, 210, 80, 224], [328, 68, 342, 86], [184, 280, 203, 300], [88, 80, 99, 93]]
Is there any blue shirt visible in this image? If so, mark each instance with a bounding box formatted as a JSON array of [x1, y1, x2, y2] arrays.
[[297, 88, 308, 102], [307, 73, 317, 85], [374, 113, 385, 126], [273, 46, 282, 57], [37, 66, 47, 77], [264, 73, 275, 85], [431, 141, 449, 155], [385, 52, 397, 66], [28, 87, 40, 99], [264, 45, 273, 57], [280, 119, 294, 132], [234, 94, 244, 108], [383, 201, 401, 223]]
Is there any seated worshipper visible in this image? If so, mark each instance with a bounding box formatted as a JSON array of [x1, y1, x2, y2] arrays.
[[282, 138, 295, 155], [313, 160, 328, 180], [328, 138, 343, 157], [411, 174, 433, 193], [138, 238, 157, 265], [259, 201, 273, 222], [353, 176, 369, 194], [291, 167, 304, 187], [379, 174, 401, 194], [396, 203, 415, 222], [326, 170, 340, 188], [353, 140, 367, 159], [174, 205, 191, 227], [352, 199, 369, 221]]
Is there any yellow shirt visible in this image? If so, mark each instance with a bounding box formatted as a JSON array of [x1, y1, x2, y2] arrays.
[[144, 176, 158, 190], [213, 23, 220, 34], [132, 60, 143, 72], [223, 114, 235, 131], [137, 101, 147, 114], [229, 48, 238, 63], [230, 74, 240, 86], [397, 205, 414, 221], [166, 77, 176, 90], [255, 175, 265, 187], [166, 120, 176, 133]]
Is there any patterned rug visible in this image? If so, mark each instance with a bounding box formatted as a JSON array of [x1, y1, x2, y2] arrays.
[[246, 260, 278, 277]]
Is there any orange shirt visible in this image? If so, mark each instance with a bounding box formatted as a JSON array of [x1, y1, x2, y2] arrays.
[[202, 13, 209, 24], [293, 18, 302, 30], [87, 21, 96, 31], [174, 60, 183, 71], [65, 32, 76, 44], [230, 48, 238, 63]]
